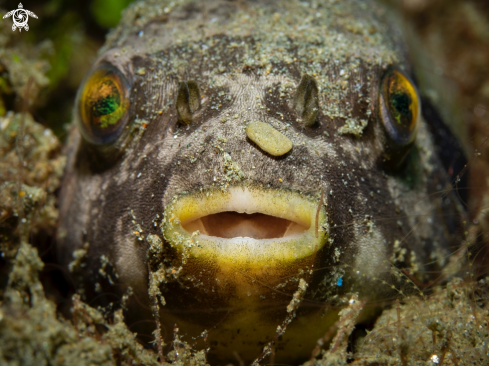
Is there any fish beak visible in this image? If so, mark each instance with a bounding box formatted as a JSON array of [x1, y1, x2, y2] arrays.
[[162, 185, 328, 266]]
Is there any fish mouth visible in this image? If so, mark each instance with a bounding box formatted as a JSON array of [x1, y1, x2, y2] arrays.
[[182, 211, 307, 239], [162, 185, 328, 266]]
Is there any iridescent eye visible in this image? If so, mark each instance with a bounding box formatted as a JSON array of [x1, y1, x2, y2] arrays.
[[379, 68, 420, 147], [77, 64, 130, 145]]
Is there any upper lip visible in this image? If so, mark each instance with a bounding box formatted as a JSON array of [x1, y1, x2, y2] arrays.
[[162, 184, 328, 265]]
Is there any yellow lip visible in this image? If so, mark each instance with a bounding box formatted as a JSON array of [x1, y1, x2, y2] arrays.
[[162, 184, 328, 266]]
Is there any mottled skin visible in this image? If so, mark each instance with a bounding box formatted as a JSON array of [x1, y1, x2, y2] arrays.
[[57, 0, 465, 363]]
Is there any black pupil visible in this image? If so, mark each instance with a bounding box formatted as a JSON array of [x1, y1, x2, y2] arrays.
[[391, 92, 412, 124]]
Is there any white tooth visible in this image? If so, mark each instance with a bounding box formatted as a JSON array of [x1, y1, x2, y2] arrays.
[[226, 188, 257, 214]]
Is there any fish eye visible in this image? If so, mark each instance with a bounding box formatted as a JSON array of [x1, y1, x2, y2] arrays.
[[379, 68, 420, 147], [76, 64, 130, 145]]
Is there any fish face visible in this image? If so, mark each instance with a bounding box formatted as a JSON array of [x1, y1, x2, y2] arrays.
[[57, 0, 465, 363]]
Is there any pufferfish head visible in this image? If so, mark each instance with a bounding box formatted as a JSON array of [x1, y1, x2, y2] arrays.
[[57, 0, 466, 363]]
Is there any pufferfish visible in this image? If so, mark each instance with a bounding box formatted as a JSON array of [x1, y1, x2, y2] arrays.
[[57, 0, 467, 363]]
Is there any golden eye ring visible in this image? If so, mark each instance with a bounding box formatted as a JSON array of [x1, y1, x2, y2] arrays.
[[76, 64, 130, 145], [379, 68, 420, 147]]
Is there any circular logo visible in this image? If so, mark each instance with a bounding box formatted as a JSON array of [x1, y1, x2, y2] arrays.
[[3, 3, 38, 32], [12, 9, 29, 28]]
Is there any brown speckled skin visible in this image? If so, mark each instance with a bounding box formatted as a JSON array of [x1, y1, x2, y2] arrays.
[[57, 0, 465, 363]]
